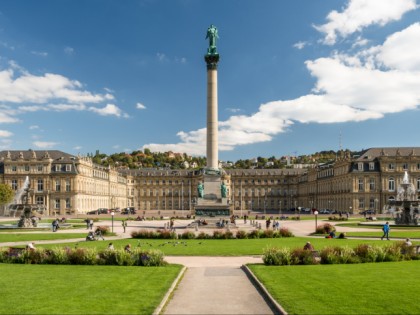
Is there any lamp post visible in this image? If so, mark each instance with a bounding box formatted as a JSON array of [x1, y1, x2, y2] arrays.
[[111, 211, 115, 233], [314, 210, 319, 233]]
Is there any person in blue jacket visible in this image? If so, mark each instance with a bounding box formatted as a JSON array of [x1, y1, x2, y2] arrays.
[[381, 221, 390, 240]]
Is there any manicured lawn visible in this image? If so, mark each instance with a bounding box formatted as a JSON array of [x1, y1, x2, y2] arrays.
[[345, 230, 420, 239], [38, 237, 391, 256], [0, 233, 88, 243], [0, 263, 182, 314], [249, 261, 420, 315]]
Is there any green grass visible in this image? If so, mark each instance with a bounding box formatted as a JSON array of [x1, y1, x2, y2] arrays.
[[0, 233, 87, 243], [0, 263, 182, 314], [248, 261, 420, 315], [37, 237, 394, 256], [345, 230, 420, 239]]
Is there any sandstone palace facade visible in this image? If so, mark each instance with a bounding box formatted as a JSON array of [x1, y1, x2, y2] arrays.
[[1, 148, 420, 216]]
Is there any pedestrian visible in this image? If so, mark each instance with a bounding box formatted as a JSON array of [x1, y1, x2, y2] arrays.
[[95, 229, 105, 240], [124, 244, 131, 253], [52, 219, 58, 232], [303, 241, 314, 251], [85, 218, 89, 229], [108, 242, 114, 250], [26, 242, 35, 250], [122, 220, 127, 233], [381, 221, 390, 240], [89, 219, 94, 230], [170, 218, 174, 231]]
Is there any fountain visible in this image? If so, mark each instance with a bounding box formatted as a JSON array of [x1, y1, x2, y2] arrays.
[[393, 171, 419, 225]]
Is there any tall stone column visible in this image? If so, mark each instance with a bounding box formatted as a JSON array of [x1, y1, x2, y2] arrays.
[[204, 24, 220, 170], [205, 56, 219, 169]]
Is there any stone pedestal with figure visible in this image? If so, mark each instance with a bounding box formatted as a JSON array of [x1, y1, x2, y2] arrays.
[[192, 25, 231, 223]]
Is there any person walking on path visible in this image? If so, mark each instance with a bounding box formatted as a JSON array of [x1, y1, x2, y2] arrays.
[[122, 220, 127, 233], [52, 219, 59, 232], [381, 221, 390, 240], [89, 219, 94, 230]]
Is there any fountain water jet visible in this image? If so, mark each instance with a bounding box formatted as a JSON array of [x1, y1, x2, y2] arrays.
[[393, 171, 419, 225]]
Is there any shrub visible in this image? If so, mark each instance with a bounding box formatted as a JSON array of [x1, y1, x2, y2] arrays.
[[196, 232, 211, 239], [95, 225, 110, 235], [316, 223, 336, 234], [180, 230, 196, 239], [263, 247, 297, 266], [247, 229, 261, 239], [131, 229, 156, 239], [279, 227, 294, 237], [223, 230, 234, 239], [320, 246, 357, 264], [67, 248, 97, 265], [48, 248, 71, 265], [212, 230, 224, 239], [261, 229, 274, 238], [328, 216, 348, 221], [156, 229, 177, 239], [235, 230, 248, 239], [132, 249, 166, 266], [291, 248, 318, 265], [290, 216, 300, 220]]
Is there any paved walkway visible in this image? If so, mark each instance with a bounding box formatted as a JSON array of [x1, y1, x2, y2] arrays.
[[163, 256, 274, 315]]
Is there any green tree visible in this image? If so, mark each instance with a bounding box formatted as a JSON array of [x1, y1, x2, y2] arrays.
[[0, 184, 14, 205]]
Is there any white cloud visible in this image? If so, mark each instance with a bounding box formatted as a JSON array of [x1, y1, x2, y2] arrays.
[[89, 104, 124, 117], [29, 125, 39, 130], [293, 41, 307, 50], [157, 52, 167, 62], [64, 47, 74, 55], [31, 51, 48, 57], [136, 102, 146, 110], [0, 130, 12, 137], [73, 146, 82, 150], [315, 0, 417, 44], [226, 108, 241, 113], [0, 68, 110, 104], [377, 22, 420, 71], [33, 141, 59, 148]]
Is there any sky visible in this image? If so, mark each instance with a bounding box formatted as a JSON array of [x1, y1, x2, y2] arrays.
[[0, 0, 420, 162]]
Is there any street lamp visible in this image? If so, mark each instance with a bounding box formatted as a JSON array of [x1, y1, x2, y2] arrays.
[[111, 211, 115, 233], [314, 210, 319, 233]]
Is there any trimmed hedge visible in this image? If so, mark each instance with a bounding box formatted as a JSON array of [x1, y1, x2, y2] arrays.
[[0, 247, 166, 266], [263, 242, 419, 266], [131, 228, 294, 240]]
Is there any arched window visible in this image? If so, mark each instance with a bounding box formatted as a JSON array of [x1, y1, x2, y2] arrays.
[[388, 177, 395, 191], [417, 178, 420, 191]]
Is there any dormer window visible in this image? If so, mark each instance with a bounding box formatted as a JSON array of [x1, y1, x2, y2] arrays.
[[55, 165, 61, 172], [66, 164, 71, 172], [358, 163, 363, 171], [369, 162, 375, 170]]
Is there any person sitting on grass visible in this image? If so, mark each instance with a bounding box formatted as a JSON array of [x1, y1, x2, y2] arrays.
[[303, 241, 314, 251], [338, 232, 347, 239], [86, 231, 95, 241], [404, 238, 412, 246], [124, 244, 132, 253]]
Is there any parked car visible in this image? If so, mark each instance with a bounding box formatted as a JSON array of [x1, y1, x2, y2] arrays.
[[359, 210, 375, 215], [121, 207, 136, 215], [319, 209, 331, 214], [87, 208, 109, 215], [301, 208, 311, 213]]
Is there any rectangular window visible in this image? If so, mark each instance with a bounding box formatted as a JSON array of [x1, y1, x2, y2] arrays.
[[55, 199, 60, 209], [358, 198, 365, 209], [403, 163, 408, 170], [36, 196, 44, 205], [369, 178, 375, 191], [12, 179, 18, 190], [56, 179, 61, 192], [12, 166, 17, 172], [65, 198, 71, 209], [358, 178, 364, 191], [55, 165, 61, 172], [24, 165, 30, 172], [37, 179, 44, 192], [66, 164, 71, 172], [65, 179, 71, 192], [388, 163, 395, 170], [369, 198, 375, 209], [358, 163, 363, 171], [37, 165, 43, 172], [369, 162, 375, 170]]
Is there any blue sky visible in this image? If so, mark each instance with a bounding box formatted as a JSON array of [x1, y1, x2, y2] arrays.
[[0, 0, 420, 161]]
